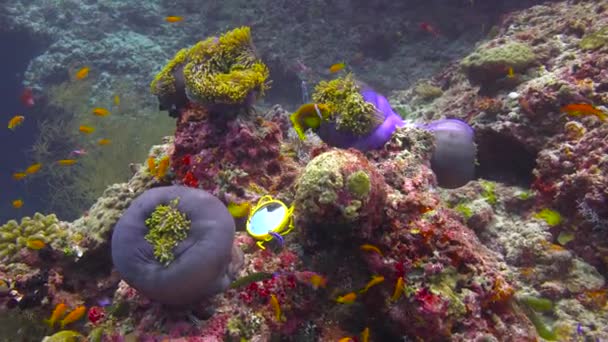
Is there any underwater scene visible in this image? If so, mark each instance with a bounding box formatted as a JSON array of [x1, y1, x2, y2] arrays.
[[1, 0, 608, 341]]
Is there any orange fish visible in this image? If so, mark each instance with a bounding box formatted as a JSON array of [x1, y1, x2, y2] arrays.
[[26, 238, 45, 250], [79, 125, 95, 134], [329, 62, 345, 73], [309, 274, 327, 289], [507, 66, 515, 79], [25, 163, 42, 174], [92, 107, 110, 116], [75, 67, 89, 80], [147, 156, 156, 174], [360, 244, 383, 256], [12, 199, 23, 209], [155, 156, 170, 179], [60, 305, 86, 329], [57, 159, 77, 166], [359, 275, 384, 293], [390, 277, 405, 301], [290, 103, 331, 140], [336, 292, 357, 304], [97, 138, 111, 146], [12, 172, 27, 180], [8, 115, 25, 130], [45, 303, 68, 328], [361, 327, 370, 342], [269, 294, 285, 322], [338, 338, 354, 342], [561, 103, 607, 122], [165, 16, 184, 23]]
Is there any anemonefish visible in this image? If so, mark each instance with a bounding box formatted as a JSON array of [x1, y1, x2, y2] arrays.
[[289, 103, 331, 140]]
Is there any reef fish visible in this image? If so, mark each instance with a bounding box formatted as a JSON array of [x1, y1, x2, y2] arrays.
[[45, 303, 68, 328], [329, 62, 345, 73], [20, 88, 35, 107], [561, 103, 607, 122], [359, 275, 384, 293], [12, 172, 27, 180], [269, 294, 285, 322], [390, 277, 405, 302], [57, 159, 78, 166], [97, 138, 111, 146], [227, 201, 251, 218], [165, 16, 184, 23], [75, 67, 89, 80], [79, 125, 95, 134], [44, 330, 84, 342], [60, 305, 86, 329], [25, 163, 42, 174], [360, 243, 383, 256], [26, 238, 46, 250], [8, 115, 25, 130], [336, 292, 357, 304], [12, 199, 23, 208], [361, 327, 370, 342], [92, 107, 110, 116], [309, 273, 327, 289], [290, 103, 331, 140], [155, 156, 170, 179]]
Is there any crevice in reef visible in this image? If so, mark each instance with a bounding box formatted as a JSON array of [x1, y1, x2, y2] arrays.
[[475, 129, 537, 187], [262, 55, 303, 109]]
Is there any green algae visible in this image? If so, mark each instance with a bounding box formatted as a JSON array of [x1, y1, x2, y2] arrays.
[[347, 171, 371, 199], [534, 208, 562, 227], [144, 197, 191, 266], [519, 295, 554, 312], [454, 203, 473, 219], [579, 26, 608, 51]]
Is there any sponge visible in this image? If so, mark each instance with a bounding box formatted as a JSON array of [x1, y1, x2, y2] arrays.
[[111, 186, 236, 306]]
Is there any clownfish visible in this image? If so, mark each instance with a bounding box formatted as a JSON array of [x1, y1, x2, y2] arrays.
[[289, 103, 330, 140]]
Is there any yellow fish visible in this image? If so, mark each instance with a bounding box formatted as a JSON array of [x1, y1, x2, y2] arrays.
[[26, 237, 46, 250], [79, 125, 95, 134], [227, 202, 251, 218], [25, 163, 42, 174], [269, 294, 285, 322], [338, 338, 354, 342], [309, 274, 327, 289], [97, 138, 111, 145], [360, 243, 383, 256], [361, 327, 370, 342], [12, 199, 23, 209], [114, 95, 120, 106], [57, 159, 77, 166], [359, 275, 384, 294], [290, 103, 331, 140], [44, 330, 84, 342], [336, 292, 357, 304], [8, 115, 25, 130], [329, 62, 346, 73], [92, 107, 110, 116], [12, 172, 27, 180], [165, 16, 184, 23], [507, 66, 515, 79], [75, 67, 89, 80], [60, 305, 86, 329], [390, 277, 404, 302], [155, 156, 170, 179], [45, 303, 68, 328]]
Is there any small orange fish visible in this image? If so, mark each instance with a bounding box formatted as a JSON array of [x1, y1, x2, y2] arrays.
[[359, 275, 385, 293], [227, 202, 251, 218], [290, 103, 331, 140], [97, 138, 111, 146], [507, 66, 515, 79], [12, 199, 23, 209], [60, 305, 86, 329], [336, 292, 357, 304], [147, 156, 156, 174], [79, 125, 95, 134], [92, 107, 110, 116], [390, 277, 405, 302], [561, 103, 607, 122], [165, 16, 184, 23], [12, 172, 27, 180], [309, 274, 327, 289], [360, 244, 383, 256], [269, 294, 285, 322], [57, 159, 77, 166], [25, 163, 42, 174], [361, 327, 370, 342], [338, 338, 354, 342], [26, 238, 45, 250], [329, 62, 345, 73], [155, 156, 170, 179], [8, 115, 25, 130], [45, 303, 68, 328], [75, 67, 89, 80]]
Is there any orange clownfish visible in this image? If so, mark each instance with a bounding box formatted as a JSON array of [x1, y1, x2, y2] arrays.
[[289, 103, 331, 140]]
